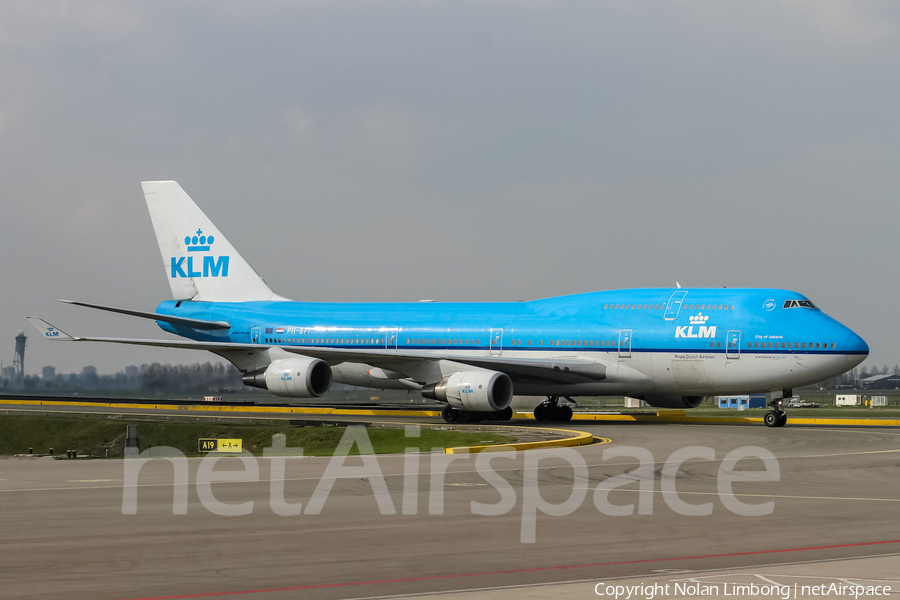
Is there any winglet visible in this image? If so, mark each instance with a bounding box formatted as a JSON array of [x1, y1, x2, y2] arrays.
[[27, 317, 78, 341]]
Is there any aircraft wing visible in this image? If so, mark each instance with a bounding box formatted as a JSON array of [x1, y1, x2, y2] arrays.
[[287, 345, 607, 383], [27, 318, 606, 384]]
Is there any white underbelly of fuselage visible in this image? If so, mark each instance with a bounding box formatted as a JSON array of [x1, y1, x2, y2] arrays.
[[328, 347, 858, 397]]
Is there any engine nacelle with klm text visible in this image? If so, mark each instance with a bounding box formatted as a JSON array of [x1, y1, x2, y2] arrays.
[[421, 370, 513, 412], [242, 356, 333, 398]]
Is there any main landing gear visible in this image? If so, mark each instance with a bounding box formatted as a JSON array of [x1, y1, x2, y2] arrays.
[[532, 396, 574, 422], [441, 405, 513, 424], [764, 396, 788, 428]]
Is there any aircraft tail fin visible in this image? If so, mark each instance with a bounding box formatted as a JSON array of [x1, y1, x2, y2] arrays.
[[141, 181, 284, 302]]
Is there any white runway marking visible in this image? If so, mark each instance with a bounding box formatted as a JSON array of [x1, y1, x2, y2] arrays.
[[574, 486, 900, 503]]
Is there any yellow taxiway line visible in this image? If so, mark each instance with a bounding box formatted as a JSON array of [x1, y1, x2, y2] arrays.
[[445, 430, 605, 454], [2, 399, 899, 427], [0, 398, 441, 417], [567, 411, 900, 427]]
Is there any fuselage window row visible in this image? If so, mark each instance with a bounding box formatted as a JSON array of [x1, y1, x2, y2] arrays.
[[601, 304, 735, 310], [263, 336, 630, 349], [745, 341, 836, 350], [261, 336, 837, 352]]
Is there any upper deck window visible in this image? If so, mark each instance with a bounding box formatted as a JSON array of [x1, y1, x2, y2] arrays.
[[783, 300, 817, 309]]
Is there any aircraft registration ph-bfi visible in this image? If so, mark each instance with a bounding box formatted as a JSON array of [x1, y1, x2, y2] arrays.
[[29, 181, 868, 427]]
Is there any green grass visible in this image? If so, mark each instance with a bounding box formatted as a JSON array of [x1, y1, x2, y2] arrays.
[[0, 416, 125, 456], [0, 416, 514, 457]]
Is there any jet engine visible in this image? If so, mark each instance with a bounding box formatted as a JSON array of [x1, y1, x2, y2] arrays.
[[421, 370, 513, 412], [640, 394, 704, 409], [242, 357, 333, 398]]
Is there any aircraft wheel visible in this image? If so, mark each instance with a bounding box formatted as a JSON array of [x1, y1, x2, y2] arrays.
[[559, 406, 573, 422], [776, 412, 788, 427], [457, 410, 472, 423], [533, 404, 547, 421], [441, 405, 457, 423], [544, 404, 559, 422], [500, 406, 513, 421], [763, 411, 778, 427]]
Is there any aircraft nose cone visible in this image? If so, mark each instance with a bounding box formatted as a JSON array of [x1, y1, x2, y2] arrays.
[[844, 329, 868, 368]]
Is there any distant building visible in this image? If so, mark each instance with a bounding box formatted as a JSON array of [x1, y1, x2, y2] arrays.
[[42, 366, 56, 380], [81, 365, 98, 385], [859, 374, 900, 390], [125, 365, 139, 378], [13, 330, 26, 380], [836, 395, 860, 406], [1, 366, 14, 379], [717, 395, 767, 409]]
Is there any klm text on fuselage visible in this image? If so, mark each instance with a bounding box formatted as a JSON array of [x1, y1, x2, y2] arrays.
[[675, 325, 716, 338]]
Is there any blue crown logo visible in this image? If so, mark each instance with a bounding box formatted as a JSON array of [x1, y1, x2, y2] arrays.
[[184, 228, 215, 252]]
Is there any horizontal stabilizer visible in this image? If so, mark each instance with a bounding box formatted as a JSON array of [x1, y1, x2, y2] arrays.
[[27, 318, 77, 341], [59, 300, 231, 330]]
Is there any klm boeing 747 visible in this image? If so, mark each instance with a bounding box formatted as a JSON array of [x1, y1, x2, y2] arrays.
[[29, 181, 868, 427]]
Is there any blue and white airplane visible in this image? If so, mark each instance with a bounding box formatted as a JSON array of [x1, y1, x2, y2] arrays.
[[30, 181, 868, 427]]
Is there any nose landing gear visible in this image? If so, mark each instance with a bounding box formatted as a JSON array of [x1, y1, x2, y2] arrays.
[[764, 397, 788, 428]]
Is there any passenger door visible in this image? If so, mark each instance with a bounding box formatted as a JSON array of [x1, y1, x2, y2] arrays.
[[385, 328, 399, 350], [618, 329, 632, 359], [251, 327, 261, 344], [490, 328, 503, 356], [726, 330, 741, 359]]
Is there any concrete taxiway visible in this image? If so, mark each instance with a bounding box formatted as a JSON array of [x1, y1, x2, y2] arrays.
[[2, 420, 900, 599], [404, 555, 900, 599]]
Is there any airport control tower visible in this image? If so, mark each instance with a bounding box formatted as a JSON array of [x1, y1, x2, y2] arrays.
[[13, 330, 26, 383]]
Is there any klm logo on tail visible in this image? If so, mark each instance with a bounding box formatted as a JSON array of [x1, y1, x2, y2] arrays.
[[170, 229, 230, 279]]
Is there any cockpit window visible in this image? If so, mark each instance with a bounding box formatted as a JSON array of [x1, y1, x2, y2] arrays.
[[783, 299, 817, 309]]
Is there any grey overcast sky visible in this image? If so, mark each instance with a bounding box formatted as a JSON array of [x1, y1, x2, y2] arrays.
[[2, 1, 899, 375]]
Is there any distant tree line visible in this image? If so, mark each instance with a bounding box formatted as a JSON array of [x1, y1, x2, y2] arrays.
[[2, 362, 243, 395], [140, 362, 242, 393]]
